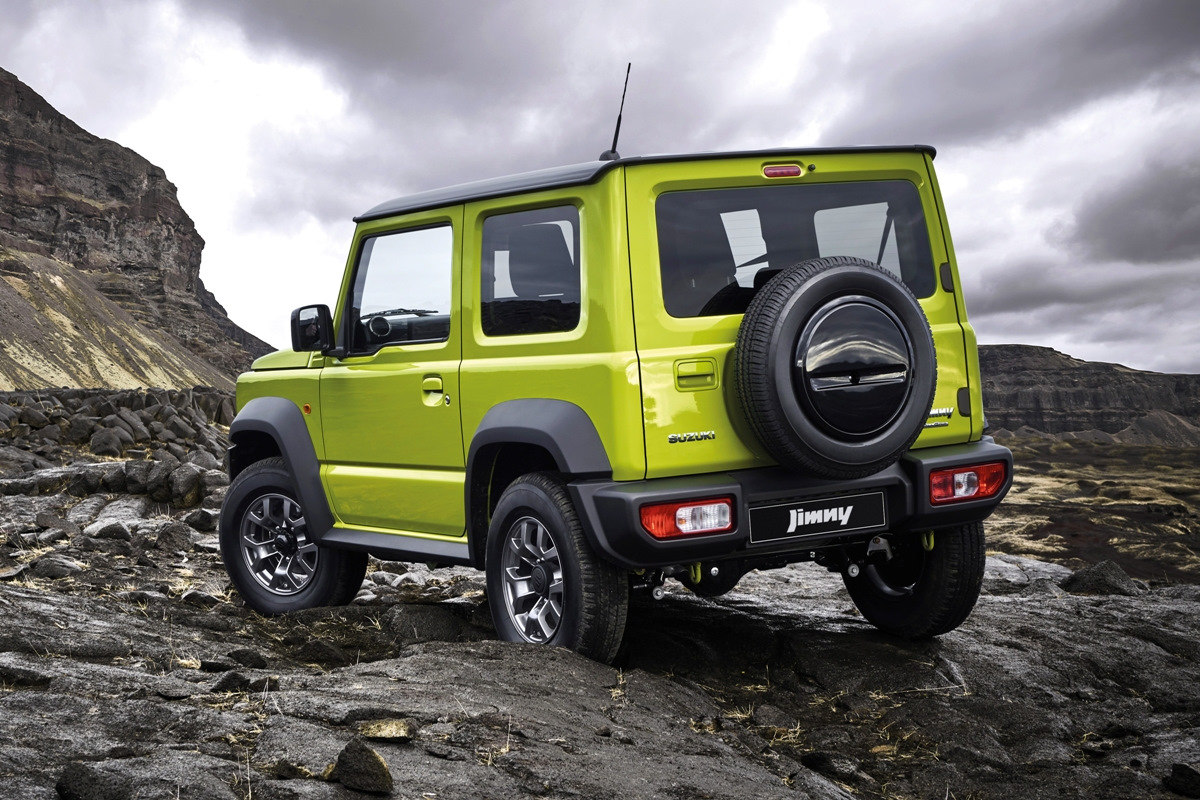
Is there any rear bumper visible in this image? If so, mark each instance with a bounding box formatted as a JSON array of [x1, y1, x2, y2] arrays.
[[569, 437, 1013, 569]]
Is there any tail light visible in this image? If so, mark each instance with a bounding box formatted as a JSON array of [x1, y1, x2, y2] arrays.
[[640, 497, 734, 539], [929, 462, 1007, 505]]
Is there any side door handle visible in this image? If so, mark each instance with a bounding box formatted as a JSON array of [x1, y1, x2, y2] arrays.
[[422, 375, 450, 407]]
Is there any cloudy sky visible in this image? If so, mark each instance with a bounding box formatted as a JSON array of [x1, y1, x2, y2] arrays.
[[2, 0, 1199, 372]]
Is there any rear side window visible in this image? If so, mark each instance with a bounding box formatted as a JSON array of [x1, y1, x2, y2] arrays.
[[656, 181, 935, 318], [481, 206, 581, 336]]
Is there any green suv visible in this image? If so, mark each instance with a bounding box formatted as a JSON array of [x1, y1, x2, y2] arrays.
[[220, 147, 1012, 663]]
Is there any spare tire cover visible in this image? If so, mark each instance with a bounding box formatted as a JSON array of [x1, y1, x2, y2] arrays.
[[734, 256, 937, 478]]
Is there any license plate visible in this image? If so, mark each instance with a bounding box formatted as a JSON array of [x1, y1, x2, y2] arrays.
[[749, 491, 888, 544]]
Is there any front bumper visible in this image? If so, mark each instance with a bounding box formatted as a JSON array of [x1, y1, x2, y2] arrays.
[[569, 437, 1013, 569]]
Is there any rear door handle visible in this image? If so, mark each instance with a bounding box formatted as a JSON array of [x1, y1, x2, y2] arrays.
[[675, 358, 718, 391]]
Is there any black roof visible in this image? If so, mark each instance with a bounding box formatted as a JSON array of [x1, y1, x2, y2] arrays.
[[354, 145, 937, 222]]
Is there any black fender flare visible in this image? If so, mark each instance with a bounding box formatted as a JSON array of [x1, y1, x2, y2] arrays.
[[465, 399, 612, 566], [226, 396, 335, 540]]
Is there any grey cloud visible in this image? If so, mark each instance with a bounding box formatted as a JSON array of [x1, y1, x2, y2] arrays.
[[967, 254, 1200, 373], [1067, 158, 1200, 264], [814, 0, 1200, 147], [967, 258, 1161, 317], [187, 0, 799, 226], [2, 0, 184, 139], [0, 1, 39, 45]]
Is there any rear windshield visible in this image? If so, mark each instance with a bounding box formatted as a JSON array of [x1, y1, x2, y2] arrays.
[[656, 181, 935, 318]]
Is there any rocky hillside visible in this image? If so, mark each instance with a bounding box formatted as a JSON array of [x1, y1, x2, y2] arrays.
[[980, 344, 1200, 447], [0, 68, 270, 390]]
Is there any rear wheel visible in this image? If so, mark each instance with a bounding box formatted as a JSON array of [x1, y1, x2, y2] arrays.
[[220, 457, 367, 615], [843, 522, 985, 638], [486, 472, 628, 663]]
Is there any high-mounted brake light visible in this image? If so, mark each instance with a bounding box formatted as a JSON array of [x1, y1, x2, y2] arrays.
[[763, 164, 803, 178], [640, 497, 734, 539], [929, 462, 1007, 505]]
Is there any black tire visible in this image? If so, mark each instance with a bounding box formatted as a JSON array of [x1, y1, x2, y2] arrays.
[[681, 562, 745, 598], [735, 256, 936, 478], [485, 472, 628, 664], [219, 457, 367, 615], [843, 522, 985, 638]]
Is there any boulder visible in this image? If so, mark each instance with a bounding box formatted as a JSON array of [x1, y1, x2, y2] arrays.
[[1061, 560, 1146, 596], [88, 429, 122, 458], [30, 554, 82, 578], [82, 520, 132, 542], [331, 737, 394, 795], [18, 406, 49, 428], [152, 521, 198, 553], [169, 463, 204, 507]]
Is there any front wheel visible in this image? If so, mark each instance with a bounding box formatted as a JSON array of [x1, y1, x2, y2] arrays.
[[843, 522, 985, 638], [219, 457, 367, 615], [485, 472, 628, 664]]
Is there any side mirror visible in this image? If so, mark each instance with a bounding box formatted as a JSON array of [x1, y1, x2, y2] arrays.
[[290, 304, 333, 352]]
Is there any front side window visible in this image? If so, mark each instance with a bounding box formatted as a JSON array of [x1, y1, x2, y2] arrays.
[[656, 181, 935, 318], [348, 225, 453, 353], [481, 206, 581, 336]]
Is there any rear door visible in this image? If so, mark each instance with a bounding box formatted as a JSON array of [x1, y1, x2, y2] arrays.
[[624, 152, 972, 479]]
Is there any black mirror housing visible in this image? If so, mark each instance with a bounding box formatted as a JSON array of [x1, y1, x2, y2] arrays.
[[290, 304, 333, 352]]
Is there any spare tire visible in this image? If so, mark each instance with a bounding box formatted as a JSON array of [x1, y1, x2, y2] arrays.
[[735, 256, 936, 479]]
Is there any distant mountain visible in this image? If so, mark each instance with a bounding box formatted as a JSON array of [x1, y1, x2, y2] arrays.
[[0, 67, 270, 390], [979, 344, 1200, 447]]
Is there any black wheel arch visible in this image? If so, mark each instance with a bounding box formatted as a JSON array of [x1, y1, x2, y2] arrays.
[[225, 396, 335, 542], [466, 399, 612, 568]]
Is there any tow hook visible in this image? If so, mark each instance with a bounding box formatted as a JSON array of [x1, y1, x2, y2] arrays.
[[866, 536, 893, 562]]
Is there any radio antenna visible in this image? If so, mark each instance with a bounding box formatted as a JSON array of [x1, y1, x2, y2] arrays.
[[598, 63, 631, 161]]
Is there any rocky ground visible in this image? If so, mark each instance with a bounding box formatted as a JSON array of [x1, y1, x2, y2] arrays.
[[987, 438, 1200, 583], [1, 390, 1198, 799]]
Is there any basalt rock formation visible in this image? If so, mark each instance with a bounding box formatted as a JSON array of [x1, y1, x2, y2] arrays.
[[980, 344, 1200, 447], [0, 67, 270, 390]]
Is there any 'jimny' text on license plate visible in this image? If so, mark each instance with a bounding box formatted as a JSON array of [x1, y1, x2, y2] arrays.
[[749, 491, 887, 543]]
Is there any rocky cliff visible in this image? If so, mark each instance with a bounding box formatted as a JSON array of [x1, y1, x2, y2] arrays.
[[980, 344, 1200, 446], [0, 67, 270, 390]]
